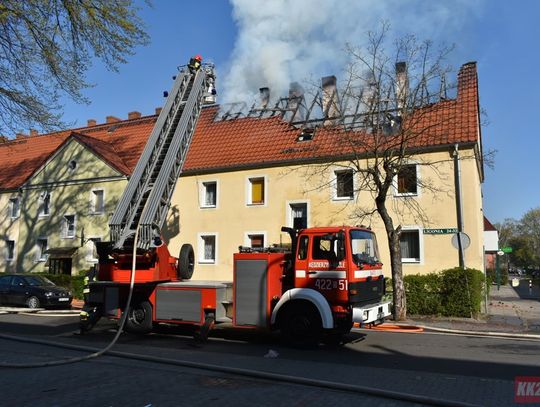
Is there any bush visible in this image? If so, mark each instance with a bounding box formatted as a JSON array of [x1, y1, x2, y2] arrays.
[[404, 273, 442, 315], [485, 267, 508, 286], [440, 268, 484, 317], [403, 268, 486, 318], [38, 273, 86, 299]]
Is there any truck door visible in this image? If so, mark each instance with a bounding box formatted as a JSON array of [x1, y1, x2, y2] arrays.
[[295, 232, 348, 304]]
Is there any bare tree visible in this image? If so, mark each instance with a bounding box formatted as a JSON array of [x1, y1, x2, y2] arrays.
[[299, 24, 473, 320], [0, 0, 149, 136]]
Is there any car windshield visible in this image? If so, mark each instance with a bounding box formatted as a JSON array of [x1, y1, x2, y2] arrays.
[[24, 276, 55, 286], [350, 229, 380, 266]]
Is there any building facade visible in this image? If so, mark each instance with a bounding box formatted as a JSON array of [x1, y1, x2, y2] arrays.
[[1, 63, 485, 280]]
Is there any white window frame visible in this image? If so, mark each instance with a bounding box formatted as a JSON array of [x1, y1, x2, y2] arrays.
[[197, 233, 218, 264], [91, 189, 105, 214], [332, 169, 354, 201], [86, 236, 102, 263], [5, 239, 15, 261], [400, 226, 424, 264], [286, 200, 310, 229], [199, 180, 218, 208], [244, 231, 267, 249], [62, 214, 77, 239], [35, 237, 48, 262], [38, 191, 51, 217], [246, 175, 267, 206], [9, 197, 20, 218], [393, 163, 420, 197]]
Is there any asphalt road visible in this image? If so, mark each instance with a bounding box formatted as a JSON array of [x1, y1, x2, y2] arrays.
[[1, 313, 539, 407]]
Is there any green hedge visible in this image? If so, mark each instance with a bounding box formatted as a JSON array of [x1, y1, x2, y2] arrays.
[[403, 273, 443, 315], [38, 273, 85, 299], [485, 268, 509, 286], [403, 268, 486, 317]]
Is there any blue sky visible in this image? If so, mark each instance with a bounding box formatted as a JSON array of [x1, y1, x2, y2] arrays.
[[58, 0, 539, 225]]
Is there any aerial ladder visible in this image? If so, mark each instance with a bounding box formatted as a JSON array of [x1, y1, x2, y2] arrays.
[[97, 62, 216, 284]]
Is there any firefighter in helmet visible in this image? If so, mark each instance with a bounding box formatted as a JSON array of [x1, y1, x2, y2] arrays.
[[79, 265, 101, 334], [188, 54, 202, 73]]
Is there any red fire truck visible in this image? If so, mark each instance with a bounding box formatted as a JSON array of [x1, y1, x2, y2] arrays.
[[82, 61, 391, 345]]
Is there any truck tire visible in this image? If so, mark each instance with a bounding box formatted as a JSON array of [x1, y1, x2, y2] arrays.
[[280, 302, 322, 347], [178, 244, 194, 280], [125, 301, 153, 334]]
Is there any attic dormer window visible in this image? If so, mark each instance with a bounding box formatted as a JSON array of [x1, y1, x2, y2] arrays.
[[68, 160, 77, 171], [296, 128, 315, 142]]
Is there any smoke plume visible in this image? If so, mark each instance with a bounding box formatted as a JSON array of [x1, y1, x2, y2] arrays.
[[221, 0, 483, 106]]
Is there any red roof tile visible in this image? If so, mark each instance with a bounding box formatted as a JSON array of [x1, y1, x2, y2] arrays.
[[0, 116, 155, 190], [484, 216, 497, 231], [185, 62, 481, 173], [0, 62, 481, 190]]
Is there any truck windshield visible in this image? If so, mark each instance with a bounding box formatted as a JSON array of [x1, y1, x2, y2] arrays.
[[350, 230, 380, 266]]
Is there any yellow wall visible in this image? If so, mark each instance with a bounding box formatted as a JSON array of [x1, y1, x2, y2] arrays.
[[0, 191, 21, 273], [167, 147, 484, 281], [15, 139, 127, 275]]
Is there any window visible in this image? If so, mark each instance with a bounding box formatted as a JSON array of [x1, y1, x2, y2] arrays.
[[36, 238, 48, 262], [200, 181, 217, 208], [198, 234, 217, 264], [246, 233, 265, 249], [63, 215, 76, 238], [5, 239, 15, 261], [9, 197, 20, 218], [400, 229, 421, 263], [297, 236, 309, 260], [39, 192, 51, 216], [312, 234, 341, 262], [334, 170, 354, 199], [396, 164, 418, 195], [92, 190, 104, 214], [248, 177, 265, 205], [289, 202, 308, 229], [68, 160, 77, 171]]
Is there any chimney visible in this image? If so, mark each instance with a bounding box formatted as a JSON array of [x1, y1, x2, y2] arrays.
[[128, 111, 141, 120], [87, 119, 97, 127], [29, 129, 38, 137], [395, 62, 408, 111], [321, 75, 340, 125], [259, 87, 270, 109], [106, 116, 120, 123], [287, 82, 305, 122], [155, 107, 162, 116]]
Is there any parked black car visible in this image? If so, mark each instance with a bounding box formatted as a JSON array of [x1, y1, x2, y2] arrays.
[[0, 274, 72, 309]]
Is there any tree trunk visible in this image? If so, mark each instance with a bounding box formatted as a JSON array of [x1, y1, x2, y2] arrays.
[[376, 196, 407, 320], [388, 230, 407, 320]]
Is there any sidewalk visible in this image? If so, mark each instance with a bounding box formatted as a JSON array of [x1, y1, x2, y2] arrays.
[[407, 282, 540, 336]]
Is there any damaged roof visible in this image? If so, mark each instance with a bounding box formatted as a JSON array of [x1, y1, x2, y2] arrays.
[[0, 63, 481, 190]]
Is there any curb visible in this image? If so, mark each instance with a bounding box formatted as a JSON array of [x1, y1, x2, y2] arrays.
[[397, 323, 540, 340], [0, 307, 80, 315]]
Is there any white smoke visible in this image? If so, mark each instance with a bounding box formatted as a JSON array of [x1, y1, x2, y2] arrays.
[[221, 0, 484, 106]]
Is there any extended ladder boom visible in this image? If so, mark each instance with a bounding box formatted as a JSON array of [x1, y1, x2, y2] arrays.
[[109, 64, 215, 250]]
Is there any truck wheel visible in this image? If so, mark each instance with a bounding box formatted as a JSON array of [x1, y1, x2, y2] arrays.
[[280, 302, 321, 347], [125, 301, 153, 334], [178, 244, 194, 280]]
